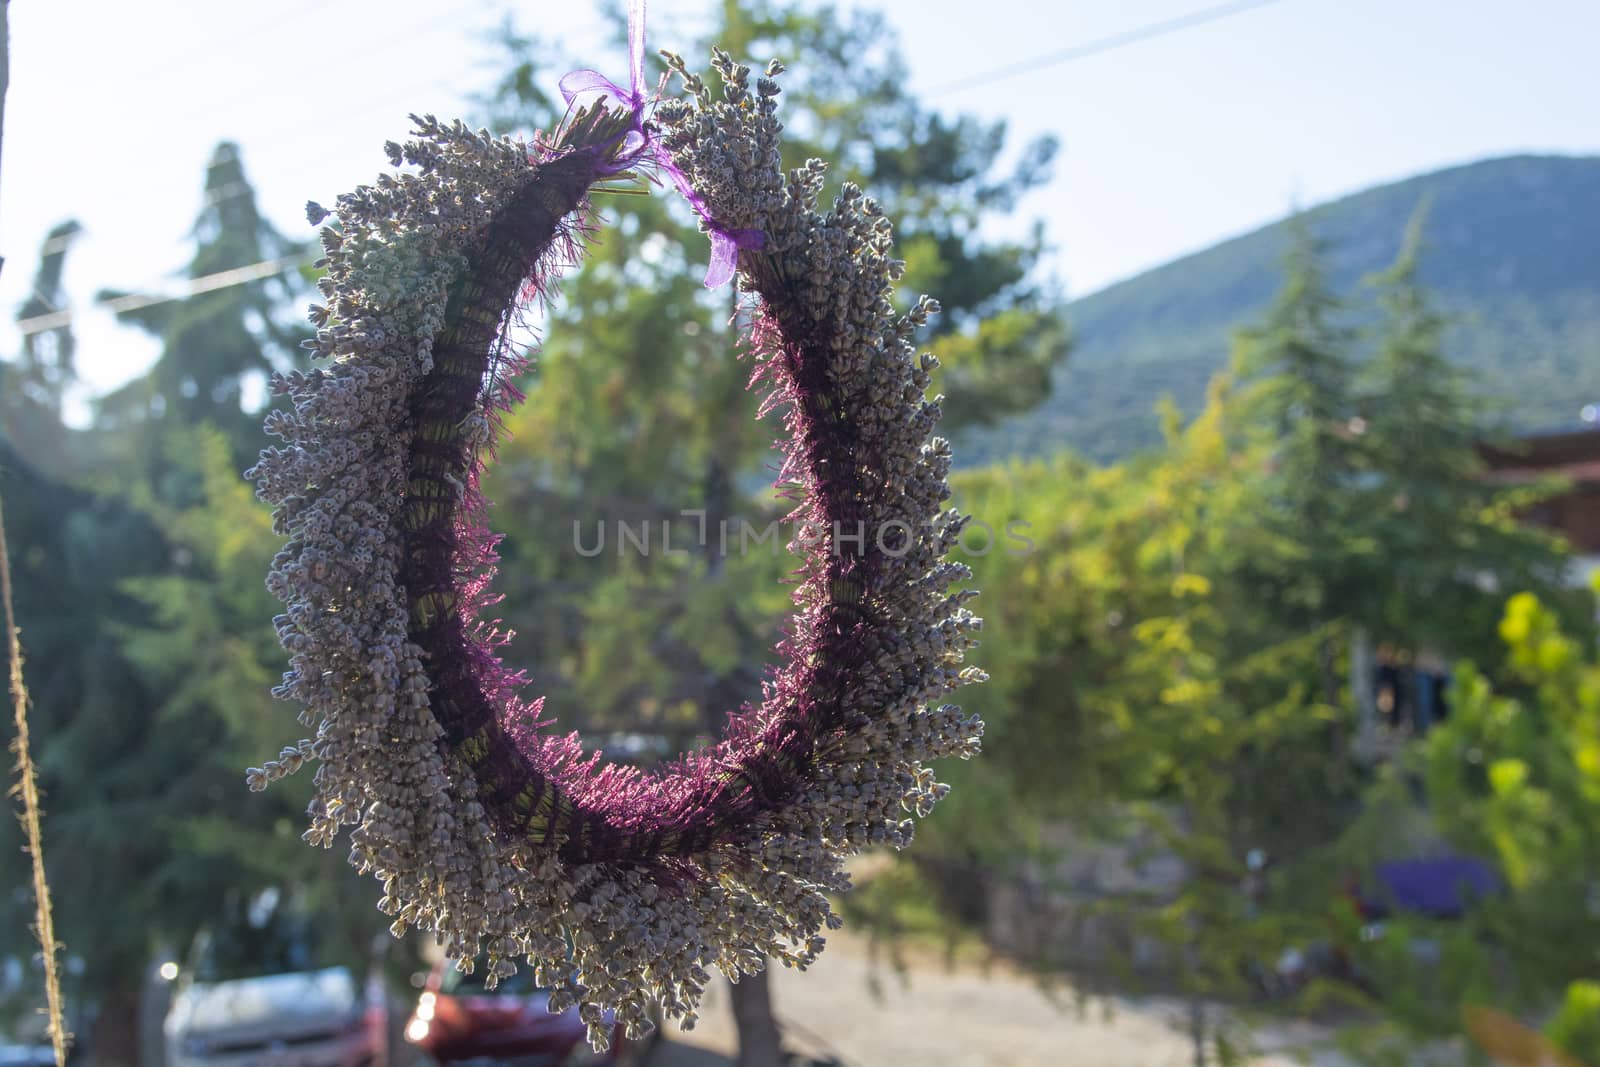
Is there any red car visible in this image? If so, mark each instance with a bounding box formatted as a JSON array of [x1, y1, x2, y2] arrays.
[[404, 957, 648, 1067]]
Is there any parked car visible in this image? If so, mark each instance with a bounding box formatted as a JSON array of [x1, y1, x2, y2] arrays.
[[404, 956, 647, 1066], [1320, 854, 1504, 992], [1243, 853, 1502, 999], [164, 889, 387, 1067], [0, 1044, 56, 1067], [166, 967, 383, 1067], [1351, 855, 1500, 923]]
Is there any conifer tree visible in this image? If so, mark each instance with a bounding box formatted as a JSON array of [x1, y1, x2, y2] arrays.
[[1357, 213, 1575, 664], [1233, 217, 1367, 635], [0, 423, 369, 1066], [96, 142, 307, 465], [3, 220, 81, 471], [0, 146, 320, 1065], [12, 220, 80, 412]]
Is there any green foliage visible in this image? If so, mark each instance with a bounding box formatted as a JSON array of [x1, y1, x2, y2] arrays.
[[0, 425, 358, 985], [110, 426, 332, 911], [1353, 212, 1581, 663], [932, 369, 1347, 1040], [1548, 980, 1600, 1067], [910, 226, 1591, 1065], [95, 141, 308, 463], [2, 10, 1594, 1066], [477, 0, 1065, 741], [1, 142, 360, 1051], [1231, 219, 1367, 639], [0, 435, 166, 979], [1339, 588, 1600, 1061]]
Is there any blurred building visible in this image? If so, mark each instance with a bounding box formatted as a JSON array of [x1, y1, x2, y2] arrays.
[[1353, 422, 1600, 757], [1479, 421, 1600, 589]]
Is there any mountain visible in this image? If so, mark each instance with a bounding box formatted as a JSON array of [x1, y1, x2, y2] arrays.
[[960, 154, 1600, 464]]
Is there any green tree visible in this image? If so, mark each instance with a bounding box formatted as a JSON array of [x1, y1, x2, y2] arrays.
[[917, 376, 1347, 1064], [473, 3, 1067, 1061], [901, 221, 1589, 1063], [1356, 213, 1578, 665], [3, 220, 81, 472], [96, 142, 307, 464], [1340, 587, 1600, 1065], [0, 146, 334, 1064], [478, 0, 1067, 765], [0, 423, 368, 1066], [1231, 218, 1367, 734], [0, 430, 166, 1063]]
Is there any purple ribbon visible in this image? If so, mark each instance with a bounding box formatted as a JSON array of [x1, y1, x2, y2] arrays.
[[557, 0, 652, 174], [559, 0, 765, 288]]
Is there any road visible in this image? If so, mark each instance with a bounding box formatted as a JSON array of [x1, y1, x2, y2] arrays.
[[645, 926, 1354, 1067]]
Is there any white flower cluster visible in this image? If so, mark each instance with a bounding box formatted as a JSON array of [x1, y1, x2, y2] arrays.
[[249, 56, 983, 1051]]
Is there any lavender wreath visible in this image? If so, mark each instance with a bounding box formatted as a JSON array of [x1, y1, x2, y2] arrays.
[[248, 37, 983, 1047]]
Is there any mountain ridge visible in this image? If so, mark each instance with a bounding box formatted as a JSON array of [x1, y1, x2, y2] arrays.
[[961, 153, 1600, 463]]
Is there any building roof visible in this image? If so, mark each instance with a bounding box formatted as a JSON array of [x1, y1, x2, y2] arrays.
[[1479, 425, 1600, 485]]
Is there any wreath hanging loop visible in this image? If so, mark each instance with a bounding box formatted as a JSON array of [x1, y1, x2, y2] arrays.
[[249, 18, 983, 1049]]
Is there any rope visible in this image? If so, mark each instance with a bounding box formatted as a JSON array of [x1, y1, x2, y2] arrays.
[[0, 493, 70, 1067]]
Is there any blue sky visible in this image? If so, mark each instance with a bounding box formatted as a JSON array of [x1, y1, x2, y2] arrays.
[[2, 0, 1597, 414]]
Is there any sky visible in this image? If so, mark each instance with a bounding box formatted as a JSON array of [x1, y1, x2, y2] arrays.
[[2, 0, 1598, 417]]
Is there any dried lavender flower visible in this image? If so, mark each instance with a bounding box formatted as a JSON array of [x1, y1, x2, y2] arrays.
[[250, 51, 982, 1048]]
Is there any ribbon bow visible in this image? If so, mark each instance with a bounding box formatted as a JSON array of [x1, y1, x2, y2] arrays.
[[559, 0, 765, 288]]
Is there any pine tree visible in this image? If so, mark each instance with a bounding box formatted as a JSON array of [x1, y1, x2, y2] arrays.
[[12, 220, 81, 411], [95, 142, 307, 465], [0, 433, 167, 1064], [0, 424, 370, 1066], [0, 146, 325, 1066], [1233, 216, 1367, 632], [3, 220, 81, 471], [476, 0, 1069, 739], [1223, 216, 1372, 788], [1357, 211, 1575, 663]]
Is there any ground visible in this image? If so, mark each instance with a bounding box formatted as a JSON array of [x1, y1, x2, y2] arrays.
[[645, 925, 1357, 1067]]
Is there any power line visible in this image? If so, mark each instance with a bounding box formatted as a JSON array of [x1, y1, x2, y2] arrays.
[[13, 2, 1292, 340], [21, 176, 273, 285], [16, 254, 312, 336], [9, 182, 285, 337], [923, 0, 1289, 98], [275, 6, 476, 90], [115, 2, 467, 114], [221, 0, 334, 50]]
